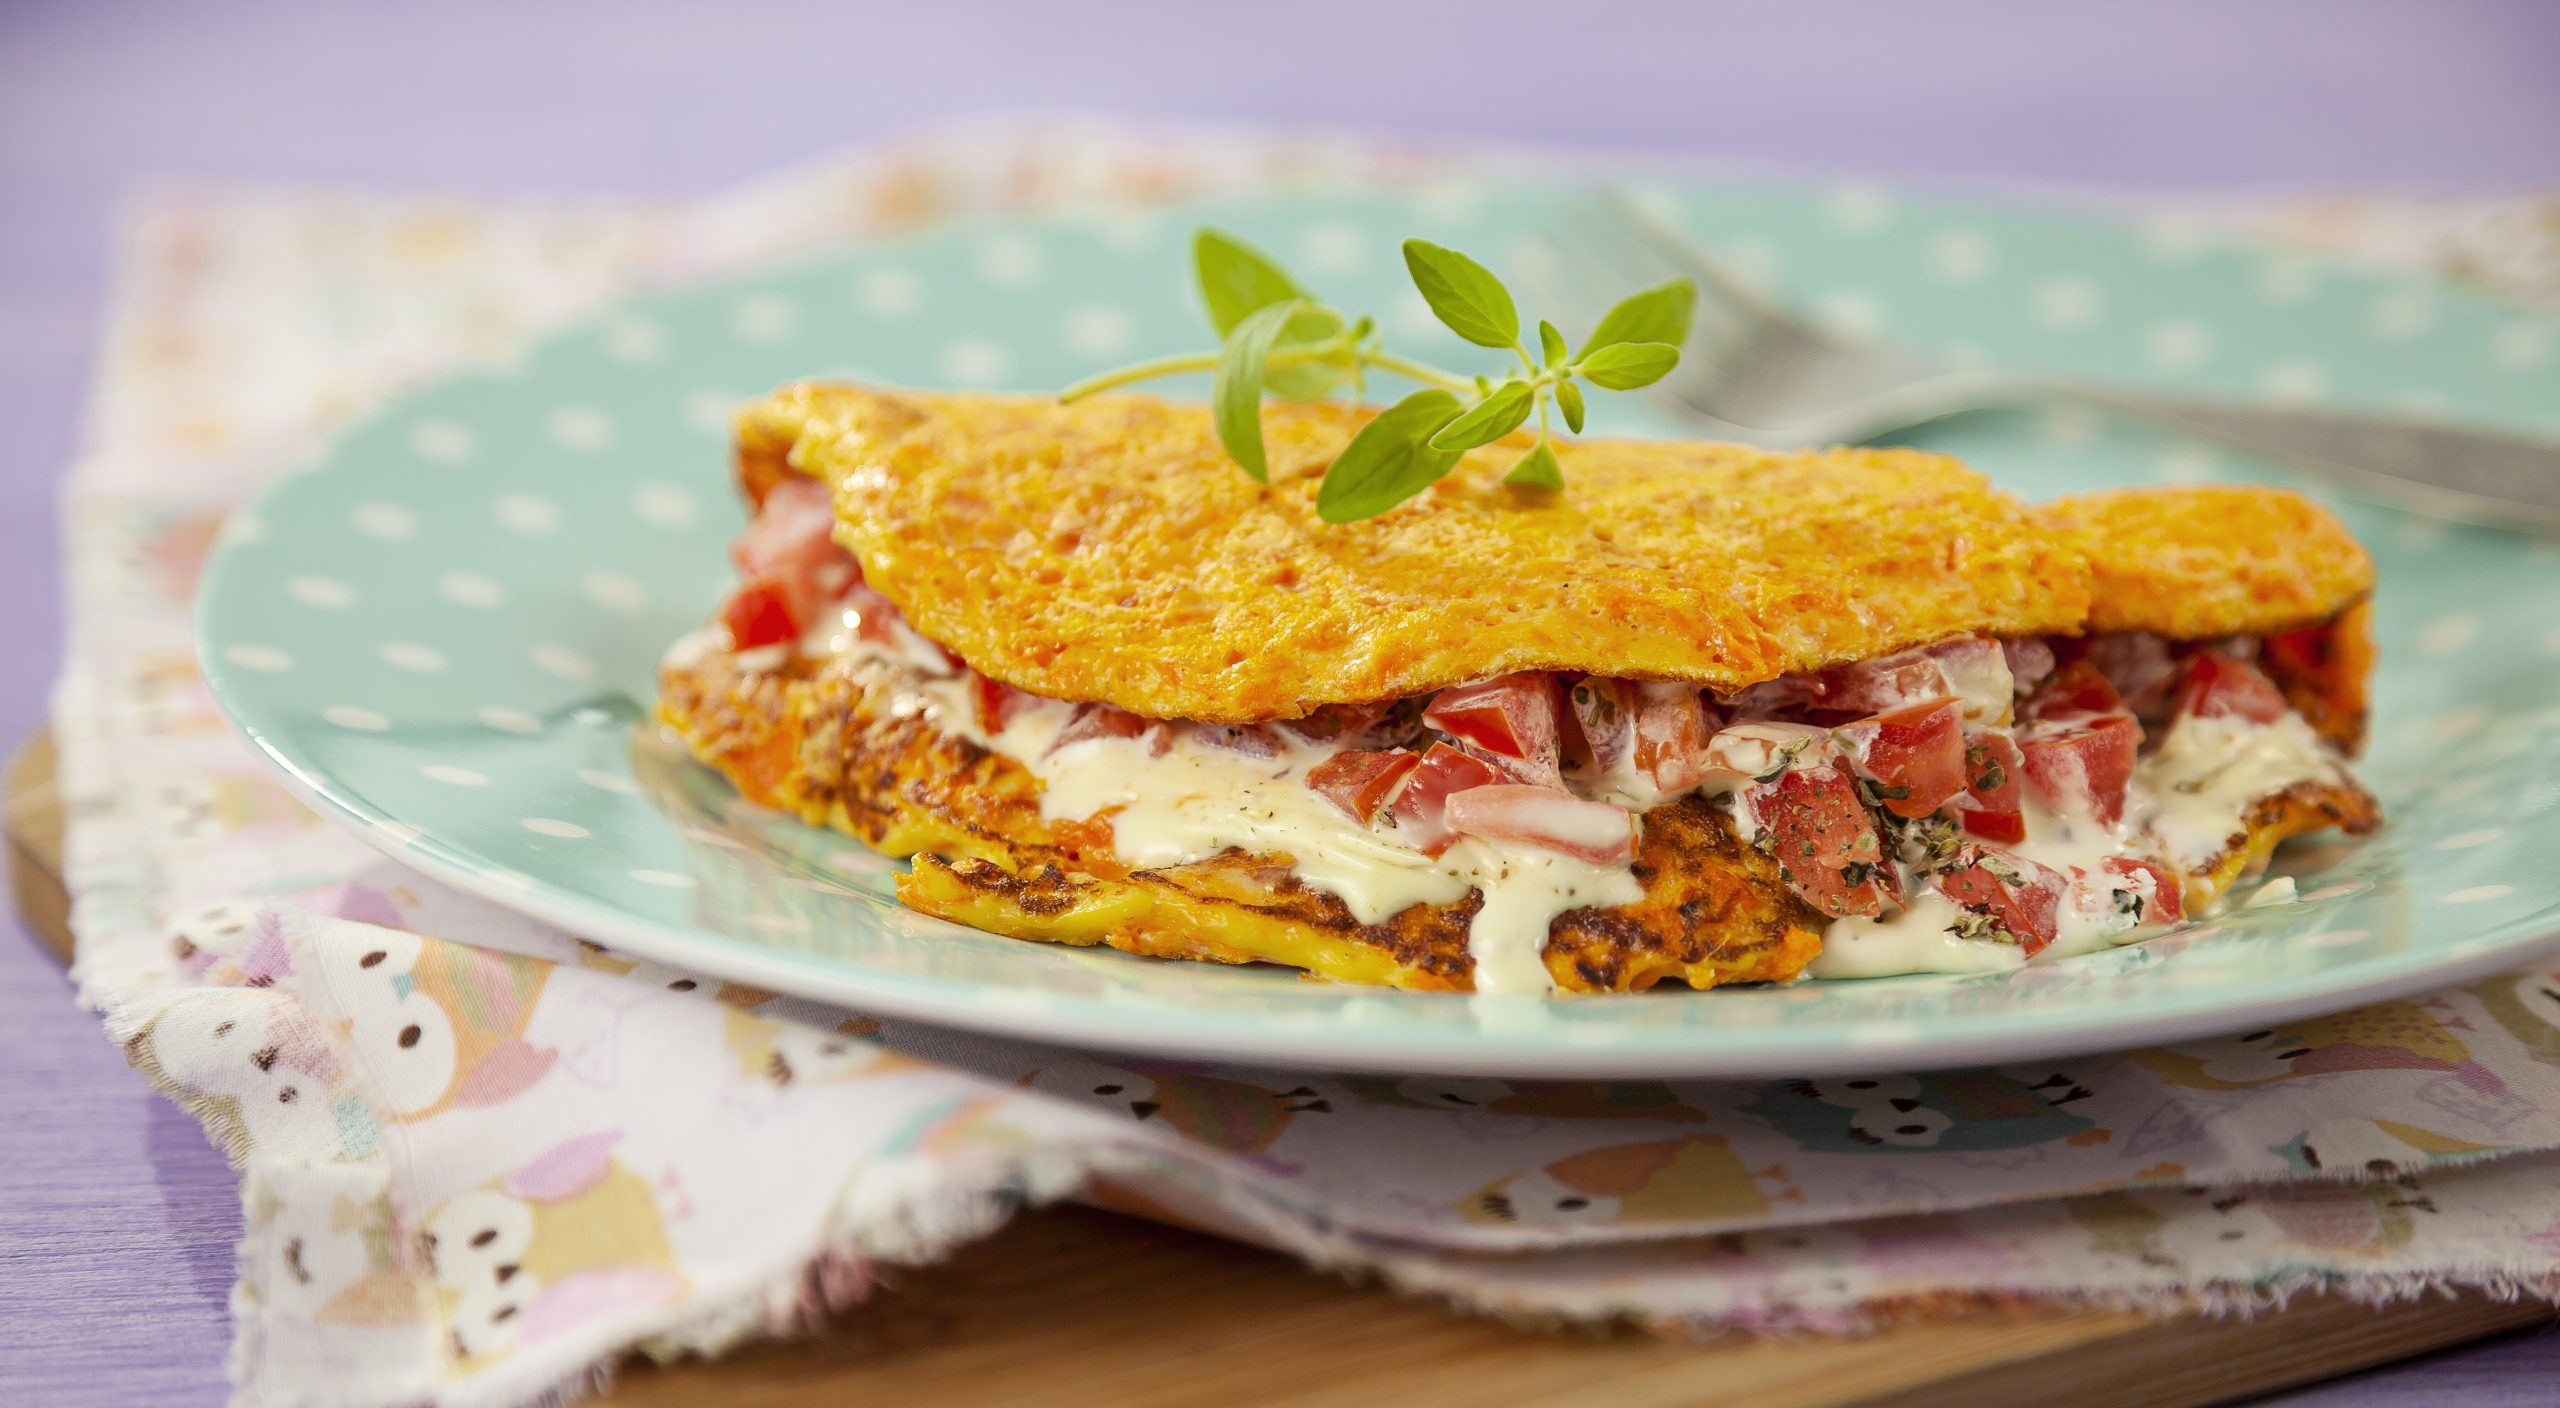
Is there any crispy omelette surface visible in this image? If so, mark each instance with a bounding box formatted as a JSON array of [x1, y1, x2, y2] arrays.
[[670, 384, 2384, 993]]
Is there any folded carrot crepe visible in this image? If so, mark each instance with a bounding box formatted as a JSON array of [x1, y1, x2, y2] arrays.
[[658, 384, 2379, 994]]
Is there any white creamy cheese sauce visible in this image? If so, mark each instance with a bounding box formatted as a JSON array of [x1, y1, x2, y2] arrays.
[[687, 608, 2353, 990]]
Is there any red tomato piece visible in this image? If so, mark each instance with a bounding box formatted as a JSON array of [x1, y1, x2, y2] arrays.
[[1423, 672, 1562, 784], [1935, 844, 2068, 954], [2100, 855, 2185, 926], [1817, 637, 2014, 720], [730, 476, 858, 623], [1304, 748, 1423, 824], [2026, 661, 2128, 721], [1835, 696, 1967, 819], [1050, 703, 1166, 756], [720, 579, 798, 651], [1386, 744, 1504, 857], [971, 673, 1033, 734], [2170, 654, 2289, 726], [1562, 677, 1633, 774], [2017, 714, 2141, 827], [1742, 765, 1891, 918], [1952, 729, 2027, 843], [1443, 785, 1636, 865], [1629, 682, 1713, 790]]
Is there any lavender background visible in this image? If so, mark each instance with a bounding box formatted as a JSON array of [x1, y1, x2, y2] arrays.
[[5, 2, 2559, 1402]]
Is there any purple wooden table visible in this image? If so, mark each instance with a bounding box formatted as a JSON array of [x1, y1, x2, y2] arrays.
[[6, 3, 2560, 1402]]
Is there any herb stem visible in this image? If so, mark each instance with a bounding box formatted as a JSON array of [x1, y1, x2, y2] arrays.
[[1362, 350, 1475, 395], [1058, 352, 1224, 402]]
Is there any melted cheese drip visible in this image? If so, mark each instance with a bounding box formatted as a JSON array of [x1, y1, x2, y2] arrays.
[[767, 623, 1639, 995]]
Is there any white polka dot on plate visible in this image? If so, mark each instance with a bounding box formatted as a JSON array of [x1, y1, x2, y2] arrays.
[[495, 494, 559, 536], [523, 818, 590, 839], [1409, 178, 1485, 222], [2419, 613, 2479, 656], [2039, 405, 2099, 447], [2259, 360, 2327, 405], [685, 390, 742, 435], [2492, 323, 2553, 370], [634, 484, 698, 529], [2445, 885, 2513, 905], [1719, 237, 1781, 289], [629, 868, 697, 888], [407, 420, 476, 464], [1063, 305, 1136, 360], [1924, 229, 1993, 284], [438, 571, 505, 609], [352, 502, 417, 540], [976, 235, 1045, 287], [479, 706, 543, 735], [224, 644, 292, 673], [321, 705, 388, 732], [580, 570, 648, 616], [729, 294, 798, 343], [530, 644, 594, 681], [2368, 289, 2435, 340], [219, 511, 266, 546], [939, 339, 1012, 385], [547, 405, 615, 452], [579, 768, 639, 795], [2144, 319, 2213, 371], [287, 575, 354, 609], [2032, 278, 2102, 331], [2436, 829, 2503, 851], [2542, 623, 2560, 658], [1825, 182, 1892, 235], [2139, 212, 2212, 264], [381, 642, 448, 673], [1299, 220, 1367, 275], [854, 268, 922, 319], [422, 764, 488, 786], [2155, 444, 2218, 483], [600, 317, 668, 364]]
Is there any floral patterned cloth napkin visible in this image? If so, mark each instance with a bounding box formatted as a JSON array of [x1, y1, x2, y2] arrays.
[[51, 119, 2560, 1407]]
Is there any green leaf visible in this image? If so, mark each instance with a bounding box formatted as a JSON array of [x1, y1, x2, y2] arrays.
[[1581, 278, 1696, 356], [1538, 319, 1568, 368], [1556, 377, 1587, 433], [1576, 340, 1681, 391], [1401, 238, 1519, 348], [1427, 381, 1536, 452], [1196, 229, 1305, 335], [1266, 306, 1351, 401], [1316, 390, 1467, 523], [1214, 300, 1299, 480], [1505, 439, 1564, 489]]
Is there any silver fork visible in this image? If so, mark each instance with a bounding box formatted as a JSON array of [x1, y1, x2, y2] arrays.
[[1532, 200, 2560, 531]]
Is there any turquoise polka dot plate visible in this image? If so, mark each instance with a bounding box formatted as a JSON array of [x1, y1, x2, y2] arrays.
[[197, 180, 2560, 1077]]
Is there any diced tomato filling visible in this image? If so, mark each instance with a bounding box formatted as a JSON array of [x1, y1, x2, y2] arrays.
[[1305, 748, 1422, 824], [1835, 696, 1967, 819], [1953, 729, 2027, 843], [2001, 638, 2057, 696], [2171, 654, 2289, 726], [2100, 855, 2185, 926], [1422, 673, 1562, 785], [1629, 682, 1714, 791], [1562, 677, 1632, 774], [1698, 722, 1837, 792], [2069, 632, 2182, 720], [730, 476, 858, 625], [1816, 637, 2014, 720], [971, 673, 1033, 734], [1275, 701, 1389, 747], [720, 579, 798, 651], [2017, 713, 2141, 828], [1937, 844, 2068, 954], [1742, 765, 1890, 918], [1443, 785, 1636, 865], [1052, 703, 1166, 756], [2025, 661, 2127, 721], [1386, 743, 1503, 857]]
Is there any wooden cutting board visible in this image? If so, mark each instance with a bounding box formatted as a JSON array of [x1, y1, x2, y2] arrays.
[[7, 730, 2547, 1406]]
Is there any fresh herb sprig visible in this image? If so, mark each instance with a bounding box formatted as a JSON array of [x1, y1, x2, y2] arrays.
[[1058, 228, 1695, 522]]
